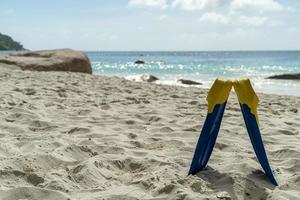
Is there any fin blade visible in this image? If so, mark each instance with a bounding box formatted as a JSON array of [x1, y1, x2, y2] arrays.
[[234, 80, 278, 185], [189, 79, 232, 175]]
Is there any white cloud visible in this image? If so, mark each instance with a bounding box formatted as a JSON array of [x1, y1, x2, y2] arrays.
[[128, 0, 167, 8], [128, 0, 288, 27], [199, 12, 229, 24], [128, 0, 290, 14], [172, 0, 224, 10], [199, 13, 267, 26], [164, 0, 288, 13], [230, 0, 284, 12]]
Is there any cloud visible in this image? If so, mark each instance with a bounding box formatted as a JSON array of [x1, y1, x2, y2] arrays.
[[163, 0, 288, 13], [199, 13, 267, 26], [128, 0, 288, 27], [199, 12, 229, 24], [128, 0, 290, 14], [172, 0, 224, 10], [230, 0, 284, 12], [128, 0, 167, 8]]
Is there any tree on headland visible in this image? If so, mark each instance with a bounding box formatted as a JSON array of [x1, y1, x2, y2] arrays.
[[0, 32, 24, 50]]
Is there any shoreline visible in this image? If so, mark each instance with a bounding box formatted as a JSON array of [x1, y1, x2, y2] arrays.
[[0, 63, 299, 199], [98, 73, 300, 97], [2, 50, 300, 96]]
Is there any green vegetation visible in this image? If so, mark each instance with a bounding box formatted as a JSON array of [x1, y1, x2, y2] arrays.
[[0, 32, 24, 50]]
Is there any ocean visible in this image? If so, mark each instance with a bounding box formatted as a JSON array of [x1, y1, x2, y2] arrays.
[[87, 51, 300, 96], [1, 51, 299, 96]]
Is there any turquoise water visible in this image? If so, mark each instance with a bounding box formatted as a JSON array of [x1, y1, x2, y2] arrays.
[[1, 51, 299, 96], [88, 51, 300, 96]]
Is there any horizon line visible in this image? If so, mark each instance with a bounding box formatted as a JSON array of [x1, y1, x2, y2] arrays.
[[80, 49, 300, 52], [2, 49, 300, 52]]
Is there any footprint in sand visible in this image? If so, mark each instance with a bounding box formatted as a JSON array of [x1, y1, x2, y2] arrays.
[[160, 127, 174, 133], [125, 120, 136, 125], [278, 129, 298, 135], [28, 120, 57, 132], [128, 133, 137, 139], [67, 127, 90, 135], [23, 88, 37, 95]]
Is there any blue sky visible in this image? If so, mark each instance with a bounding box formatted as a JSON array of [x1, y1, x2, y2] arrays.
[[1, 0, 300, 50]]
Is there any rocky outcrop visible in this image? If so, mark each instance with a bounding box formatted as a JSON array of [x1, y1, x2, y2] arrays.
[[178, 79, 202, 85], [267, 73, 300, 80], [134, 60, 145, 64], [0, 49, 92, 74], [141, 74, 159, 82]]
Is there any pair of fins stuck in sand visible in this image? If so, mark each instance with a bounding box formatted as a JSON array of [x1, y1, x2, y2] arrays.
[[189, 79, 278, 186]]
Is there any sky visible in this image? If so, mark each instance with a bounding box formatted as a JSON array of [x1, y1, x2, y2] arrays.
[[1, 0, 300, 51]]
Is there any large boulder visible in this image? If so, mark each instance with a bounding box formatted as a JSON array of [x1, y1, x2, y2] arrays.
[[134, 60, 145, 64], [267, 73, 300, 80], [0, 49, 92, 74], [178, 79, 202, 85]]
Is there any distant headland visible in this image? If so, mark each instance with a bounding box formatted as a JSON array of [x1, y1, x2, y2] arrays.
[[0, 32, 24, 51]]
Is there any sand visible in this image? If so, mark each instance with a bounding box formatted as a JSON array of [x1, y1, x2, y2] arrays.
[[0, 63, 299, 200]]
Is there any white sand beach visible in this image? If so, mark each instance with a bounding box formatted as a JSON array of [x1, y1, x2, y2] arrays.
[[0, 64, 299, 200]]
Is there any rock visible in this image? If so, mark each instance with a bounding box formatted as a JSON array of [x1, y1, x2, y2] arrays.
[[141, 74, 159, 82], [178, 79, 202, 85], [134, 60, 145, 64], [267, 73, 300, 80], [0, 49, 92, 74], [216, 191, 231, 200]]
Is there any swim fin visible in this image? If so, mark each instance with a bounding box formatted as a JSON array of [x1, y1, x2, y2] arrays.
[[233, 79, 278, 186], [189, 79, 232, 175]]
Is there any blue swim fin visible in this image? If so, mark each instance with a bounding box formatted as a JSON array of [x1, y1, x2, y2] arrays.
[[189, 79, 232, 175], [233, 79, 278, 186]]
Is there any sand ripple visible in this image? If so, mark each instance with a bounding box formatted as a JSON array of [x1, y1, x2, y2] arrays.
[[0, 65, 299, 199]]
